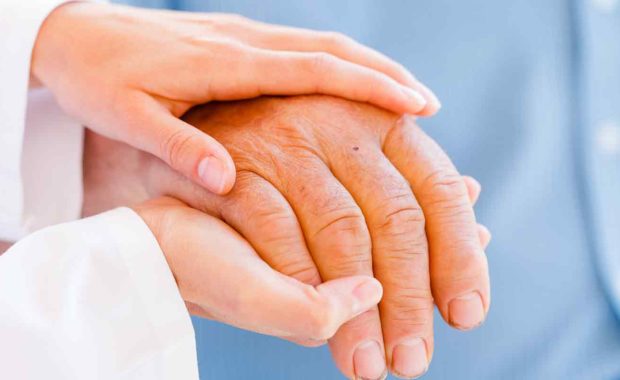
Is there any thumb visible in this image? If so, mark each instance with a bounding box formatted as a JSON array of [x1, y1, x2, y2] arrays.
[[186, 272, 384, 343], [141, 201, 383, 342], [135, 104, 236, 194], [238, 273, 384, 342]]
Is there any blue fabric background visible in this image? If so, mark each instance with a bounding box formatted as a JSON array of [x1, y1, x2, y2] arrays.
[[114, 1, 620, 378]]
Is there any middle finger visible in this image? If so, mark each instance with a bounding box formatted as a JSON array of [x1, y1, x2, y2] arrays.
[[328, 143, 434, 379], [263, 153, 388, 380]]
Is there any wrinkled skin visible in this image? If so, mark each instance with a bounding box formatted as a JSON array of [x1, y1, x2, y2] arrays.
[[84, 95, 490, 379]]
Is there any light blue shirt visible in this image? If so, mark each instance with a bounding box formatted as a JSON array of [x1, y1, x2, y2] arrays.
[[119, 0, 620, 378]]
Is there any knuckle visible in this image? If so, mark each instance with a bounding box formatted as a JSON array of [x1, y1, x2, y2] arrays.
[[252, 207, 298, 240], [209, 39, 248, 60], [310, 206, 371, 274], [370, 191, 427, 252], [430, 201, 473, 224], [312, 205, 370, 246], [308, 313, 336, 341], [422, 170, 468, 202], [283, 265, 322, 286], [321, 31, 352, 49], [374, 239, 428, 274], [306, 292, 339, 340], [256, 215, 308, 252], [258, 218, 319, 283], [314, 209, 367, 238], [376, 199, 425, 235], [308, 52, 336, 74], [382, 288, 434, 325], [190, 36, 246, 64]]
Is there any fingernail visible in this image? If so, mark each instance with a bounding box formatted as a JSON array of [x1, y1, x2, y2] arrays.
[[478, 225, 492, 248], [448, 292, 485, 330], [391, 338, 428, 379], [198, 156, 227, 193], [352, 278, 383, 316], [419, 83, 442, 111], [402, 87, 427, 113], [353, 340, 387, 380]]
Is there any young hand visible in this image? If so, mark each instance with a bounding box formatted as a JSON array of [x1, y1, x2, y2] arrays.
[[32, 2, 440, 195]]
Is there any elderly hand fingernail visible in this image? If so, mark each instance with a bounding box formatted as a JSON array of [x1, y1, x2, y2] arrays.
[[391, 338, 428, 379], [354, 340, 387, 380], [448, 292, 485, 330], [198, 156, 227, 193]]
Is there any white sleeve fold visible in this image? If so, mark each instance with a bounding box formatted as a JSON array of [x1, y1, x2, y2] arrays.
[[0, 208, 198, 380], [0, 0, 86, 241]]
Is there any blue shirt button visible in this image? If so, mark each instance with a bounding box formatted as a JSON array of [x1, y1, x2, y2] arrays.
[[592, 0, 618, 13], [596, 120, 620, 155]]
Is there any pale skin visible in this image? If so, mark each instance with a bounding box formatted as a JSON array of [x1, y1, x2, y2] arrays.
[[83, 95, 491, 380], [132, 197, 385, 344], [31, 1, 440, 195]]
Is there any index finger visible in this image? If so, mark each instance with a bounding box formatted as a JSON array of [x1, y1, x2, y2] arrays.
[[204, 44, 429, 115], [219, 19, 441, 115], [327, 145, 435, 380]]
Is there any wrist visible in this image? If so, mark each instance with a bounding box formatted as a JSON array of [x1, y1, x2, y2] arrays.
[[131, 198, 190, 291]]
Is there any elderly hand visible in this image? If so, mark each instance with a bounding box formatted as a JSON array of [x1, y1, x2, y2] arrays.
[[84, 95, 489, 380], [132, 197, 383, 343], [32, 2, 439, 195]]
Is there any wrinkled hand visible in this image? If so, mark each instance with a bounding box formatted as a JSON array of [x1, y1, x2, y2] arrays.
[[33, 2, 439, 195], [84, 95, 490, 380], [133, 197, 384, 342]]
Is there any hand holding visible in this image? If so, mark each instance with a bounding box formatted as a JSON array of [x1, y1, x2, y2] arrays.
[[32, 2, 439, 194], [83, 95, 490, 380], [133, 197, 384, 343]]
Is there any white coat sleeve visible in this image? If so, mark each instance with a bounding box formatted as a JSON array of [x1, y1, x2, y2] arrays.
[[0, 208, 199, 380], [0, 0, 87, 241]]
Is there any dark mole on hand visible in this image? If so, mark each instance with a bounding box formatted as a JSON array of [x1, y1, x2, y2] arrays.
[[352, 146, 359, 151]]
